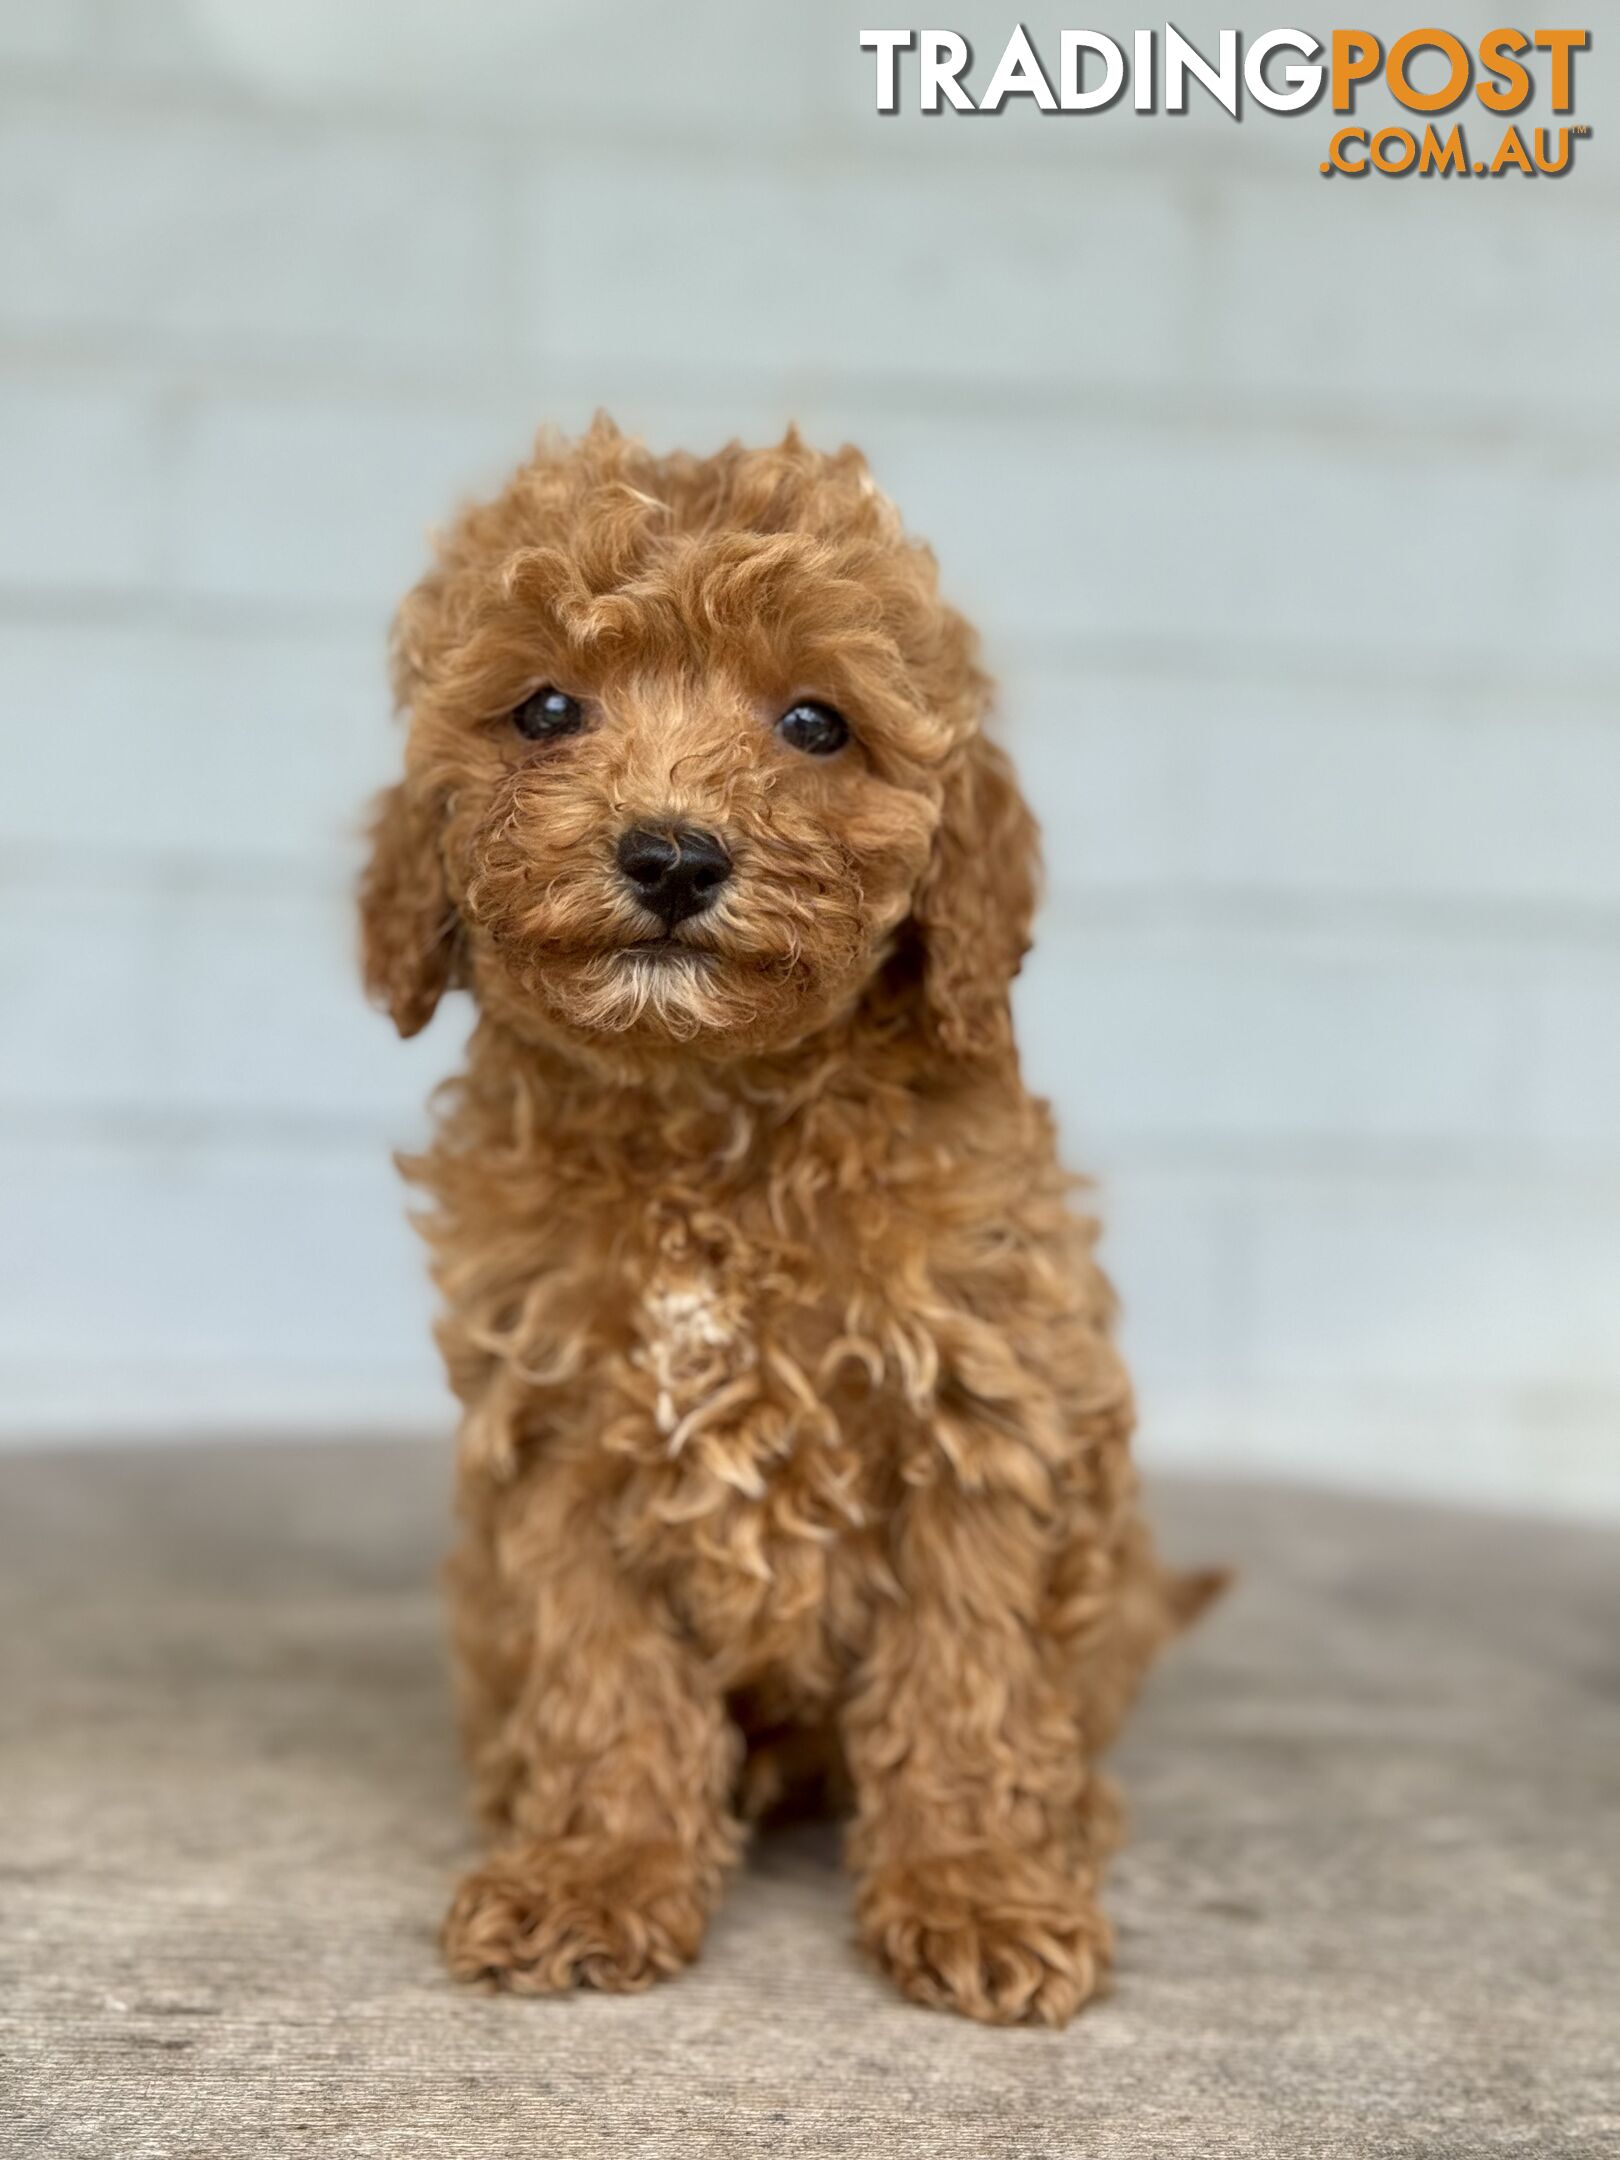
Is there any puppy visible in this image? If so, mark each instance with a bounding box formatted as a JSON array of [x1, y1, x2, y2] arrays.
[[360, 418, 1216, 2025]]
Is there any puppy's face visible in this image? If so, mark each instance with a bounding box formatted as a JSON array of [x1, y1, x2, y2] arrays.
[[362, 425, 1035, 1068], [455, 659, 930, 1055]]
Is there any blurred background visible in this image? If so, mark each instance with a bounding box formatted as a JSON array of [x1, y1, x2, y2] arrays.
[[2, 2, 1615, 1516]]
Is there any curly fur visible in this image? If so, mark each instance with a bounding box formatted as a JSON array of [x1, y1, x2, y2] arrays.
[[360, 417, 1222, 2026]]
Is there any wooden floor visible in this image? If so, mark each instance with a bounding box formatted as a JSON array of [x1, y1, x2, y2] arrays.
[[1, 1441, 1615, 2159]]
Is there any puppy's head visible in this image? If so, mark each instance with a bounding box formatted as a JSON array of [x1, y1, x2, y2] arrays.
[[361, 419, 1037, 1068]]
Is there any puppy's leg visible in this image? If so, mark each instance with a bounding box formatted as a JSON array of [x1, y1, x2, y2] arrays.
[[443, 1474, 742, 1996], [844, 1482, 1108, 2027]]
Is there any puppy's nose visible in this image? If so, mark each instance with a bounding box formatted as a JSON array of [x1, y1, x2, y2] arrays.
[[616, 824, 733, 928]]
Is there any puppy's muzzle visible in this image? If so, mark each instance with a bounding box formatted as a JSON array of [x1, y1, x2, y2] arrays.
[[616, 825, 733, 930]]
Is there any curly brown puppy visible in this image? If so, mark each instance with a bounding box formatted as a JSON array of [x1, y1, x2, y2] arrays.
[[360, 417, 1219, 2026]]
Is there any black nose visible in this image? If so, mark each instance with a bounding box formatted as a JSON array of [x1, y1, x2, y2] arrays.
[[616, 824, 733, 928]]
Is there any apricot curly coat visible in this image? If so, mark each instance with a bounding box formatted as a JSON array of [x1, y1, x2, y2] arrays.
[[360, 418, 1218, 2026]]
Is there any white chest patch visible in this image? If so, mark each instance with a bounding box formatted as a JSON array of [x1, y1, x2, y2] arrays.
[[635, 1273, 757, 1446]]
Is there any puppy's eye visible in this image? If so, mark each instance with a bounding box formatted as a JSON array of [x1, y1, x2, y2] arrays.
[[511, 686, 584, 741], [777, 700, 849, 757]]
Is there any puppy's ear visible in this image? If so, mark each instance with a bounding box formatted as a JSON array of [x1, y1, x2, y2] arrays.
[[361, 569, 463, 1037], [359, 778, 460, 1038], [912, 730, 1040, 1062]]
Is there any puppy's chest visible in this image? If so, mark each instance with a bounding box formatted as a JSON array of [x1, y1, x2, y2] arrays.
[[599, 1210, 893, 1689], [613, 1232, 881, 1514]]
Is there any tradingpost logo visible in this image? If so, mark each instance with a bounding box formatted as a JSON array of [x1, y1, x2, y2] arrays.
[[859, 25, 1592, 176]]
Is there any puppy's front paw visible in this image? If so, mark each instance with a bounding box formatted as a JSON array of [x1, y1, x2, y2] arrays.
[[443, 1836, 710, 1995], [858, 1851, 1109, 2027]]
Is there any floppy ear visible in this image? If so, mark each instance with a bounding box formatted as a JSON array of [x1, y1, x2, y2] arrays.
[[912, 730, 1041, 1062], [358, 778, 460, 1038]]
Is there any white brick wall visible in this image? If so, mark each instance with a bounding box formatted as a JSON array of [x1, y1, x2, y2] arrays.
[[1, 2, 1616, 1516], [0, 106, 512, 363], [0, 379, 163, 587]]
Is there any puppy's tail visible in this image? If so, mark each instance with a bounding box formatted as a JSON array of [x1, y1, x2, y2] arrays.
[[1165, 1563, 1234, 1631], [1079, 1543, 1233, 1756]]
